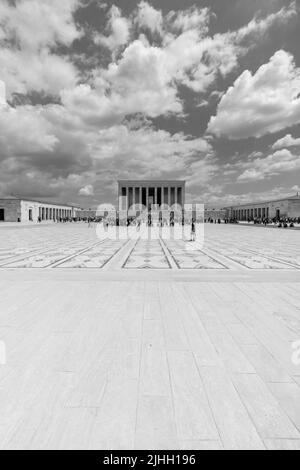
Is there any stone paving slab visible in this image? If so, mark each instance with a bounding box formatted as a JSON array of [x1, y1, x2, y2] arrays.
[[0, 223, 299, 271]]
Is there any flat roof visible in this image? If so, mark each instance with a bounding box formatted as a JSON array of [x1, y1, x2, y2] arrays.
[[0, 197, 79, 208], [225, 194, 300, 209], [118, 180, 186, 185]]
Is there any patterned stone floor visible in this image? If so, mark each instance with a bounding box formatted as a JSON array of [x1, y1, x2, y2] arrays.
[[163, 239, 227, 270], [0, 223, 299, 270], [124, 240, 171, 269], [0, 223, 300, 450]]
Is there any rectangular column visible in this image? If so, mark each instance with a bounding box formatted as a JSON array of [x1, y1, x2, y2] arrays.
[[126, 187, 129, 211], [139, 187, 142, 206], [168, 187, 171, 207], [118, 184, 121, 211], [154, 187, 158, 206], [133, 187, 136, 207], [146, 187, 149, 211], [175, 187, 178, 206], [161, 187, 164, 206]]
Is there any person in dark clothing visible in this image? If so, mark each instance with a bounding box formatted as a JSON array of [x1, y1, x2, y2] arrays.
[[191, 220, 196, 242]]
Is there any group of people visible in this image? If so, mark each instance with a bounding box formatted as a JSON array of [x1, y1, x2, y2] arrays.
[[228, 217, 299, 228], [204, 218, 227, 224], [85, 216, 199, 242], [37, 216, 75, 224]]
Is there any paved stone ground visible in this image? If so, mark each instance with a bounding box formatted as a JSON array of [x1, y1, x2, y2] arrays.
[[0, 223, 300, 449], [0, 222, 299, 270]]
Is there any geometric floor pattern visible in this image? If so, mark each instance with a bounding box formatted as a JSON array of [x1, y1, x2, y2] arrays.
[[164, 239, 227, 269], [0, 223, 299, 270], [123, 239, 171, 269], [0, 223, 300, 449], [56, 240, 127, 269]]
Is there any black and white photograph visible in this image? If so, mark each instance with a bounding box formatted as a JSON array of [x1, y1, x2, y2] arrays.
[[0, 0, 300, 453]]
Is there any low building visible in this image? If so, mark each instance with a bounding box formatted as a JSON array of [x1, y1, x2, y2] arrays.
[[226, 194, 300, 221], [75, 209, 97, 220], [204, 209, 227, 221], [0, 197, 80, 223]]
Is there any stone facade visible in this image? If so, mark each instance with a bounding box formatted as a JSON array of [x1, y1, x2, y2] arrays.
[[118, 180, 186, 212], [0, 198, 79, 223], [205, 209, 227, 221], [0, 199, 21, 222], [226, 195, 300, 221]]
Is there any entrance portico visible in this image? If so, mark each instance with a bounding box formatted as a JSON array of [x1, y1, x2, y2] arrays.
[[118, 180, 186, 211]]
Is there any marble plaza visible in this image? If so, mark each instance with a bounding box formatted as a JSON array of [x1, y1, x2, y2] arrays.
[[0, 223, 300, 449]]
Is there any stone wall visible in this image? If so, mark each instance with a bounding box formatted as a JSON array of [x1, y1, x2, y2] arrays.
[[288, 200, 300, 218], [268, 200, 289, 218], [0, 199, 21, 222], [0, 199, 79, 223]]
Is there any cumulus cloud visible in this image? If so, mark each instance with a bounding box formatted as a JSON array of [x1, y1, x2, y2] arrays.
[[0, 99, 59, 158], [89, 124, 211, 165], [272, 134, 300, 150], [135, 1, 163, 34], [102, 39, 182, 117], [0, 0, 81, 50], [208, 50, 300, 139], [0, 79, 6, 107], [0, 81, 213, 200], [166, 6, 211, 34], [237, 149, 300, 182], [162, 1, 296, 93], [0, 0, 81, 97], [90, 3, 295, 118], [79, 185, 95, 196], [95, 5, 131, 51], [230, 1, 297, 43], [0, 1, 299, 203], [1, 48, 78, 97], [202, 186, 299, 208]]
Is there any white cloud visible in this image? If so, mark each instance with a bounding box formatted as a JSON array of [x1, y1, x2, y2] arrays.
[[79, 185, 95, 196], [0, 88, 214, 200], [208, 50, 300, 139], [96, 5, 131, 51], [272, 134, 300, 150], [0, 0, 82, 50], [1, 0, 296, 104], [166, 6, 210, 34], [231, 2, 297, 43], [0, 0, 81, 97], [0, 79, 6, 107], [0, 100, 58, 157], [202, 186, 299, 208], [89, 124, 211, 168], [237, 149, 300, 182], [1, 48, 78, 97], [135, 2, 163, 34], [162, 2, 296, 94], [0, 1, 299, 203], [101, 39, 182, 117]]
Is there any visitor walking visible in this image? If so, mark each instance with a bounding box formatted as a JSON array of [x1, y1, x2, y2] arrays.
[[191, 219, 196, 242]]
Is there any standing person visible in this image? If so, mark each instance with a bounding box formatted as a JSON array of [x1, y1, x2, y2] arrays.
[[191, 219, 196, 242]]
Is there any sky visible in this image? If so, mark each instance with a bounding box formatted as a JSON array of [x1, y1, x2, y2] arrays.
[[0, 0, 300, 208]]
